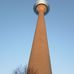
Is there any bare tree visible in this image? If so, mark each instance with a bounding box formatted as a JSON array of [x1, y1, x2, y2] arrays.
[[13, 66, 37, 74], [13, 66, 27, 74]]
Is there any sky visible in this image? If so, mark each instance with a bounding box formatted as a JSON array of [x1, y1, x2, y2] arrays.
[[0, 0, 74, 74]]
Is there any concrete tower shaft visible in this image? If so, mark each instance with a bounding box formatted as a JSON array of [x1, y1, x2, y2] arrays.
[[27, 0, 52, 74]]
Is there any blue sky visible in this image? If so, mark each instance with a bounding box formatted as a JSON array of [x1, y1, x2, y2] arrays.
[[0, 0, 74, 74]]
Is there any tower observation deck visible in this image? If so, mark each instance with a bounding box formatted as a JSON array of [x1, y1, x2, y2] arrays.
[[27, 0, 52, 74], [34, 0, 49, 15]]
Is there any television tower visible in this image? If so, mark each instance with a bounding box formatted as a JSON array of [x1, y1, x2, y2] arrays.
[[27, 0, 52, 74]]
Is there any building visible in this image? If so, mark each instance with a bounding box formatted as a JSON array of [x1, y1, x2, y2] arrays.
[[27, 0, 52, 74]]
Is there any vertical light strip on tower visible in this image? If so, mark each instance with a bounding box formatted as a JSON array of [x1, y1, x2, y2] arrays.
[[27, 0, 52, 74]]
